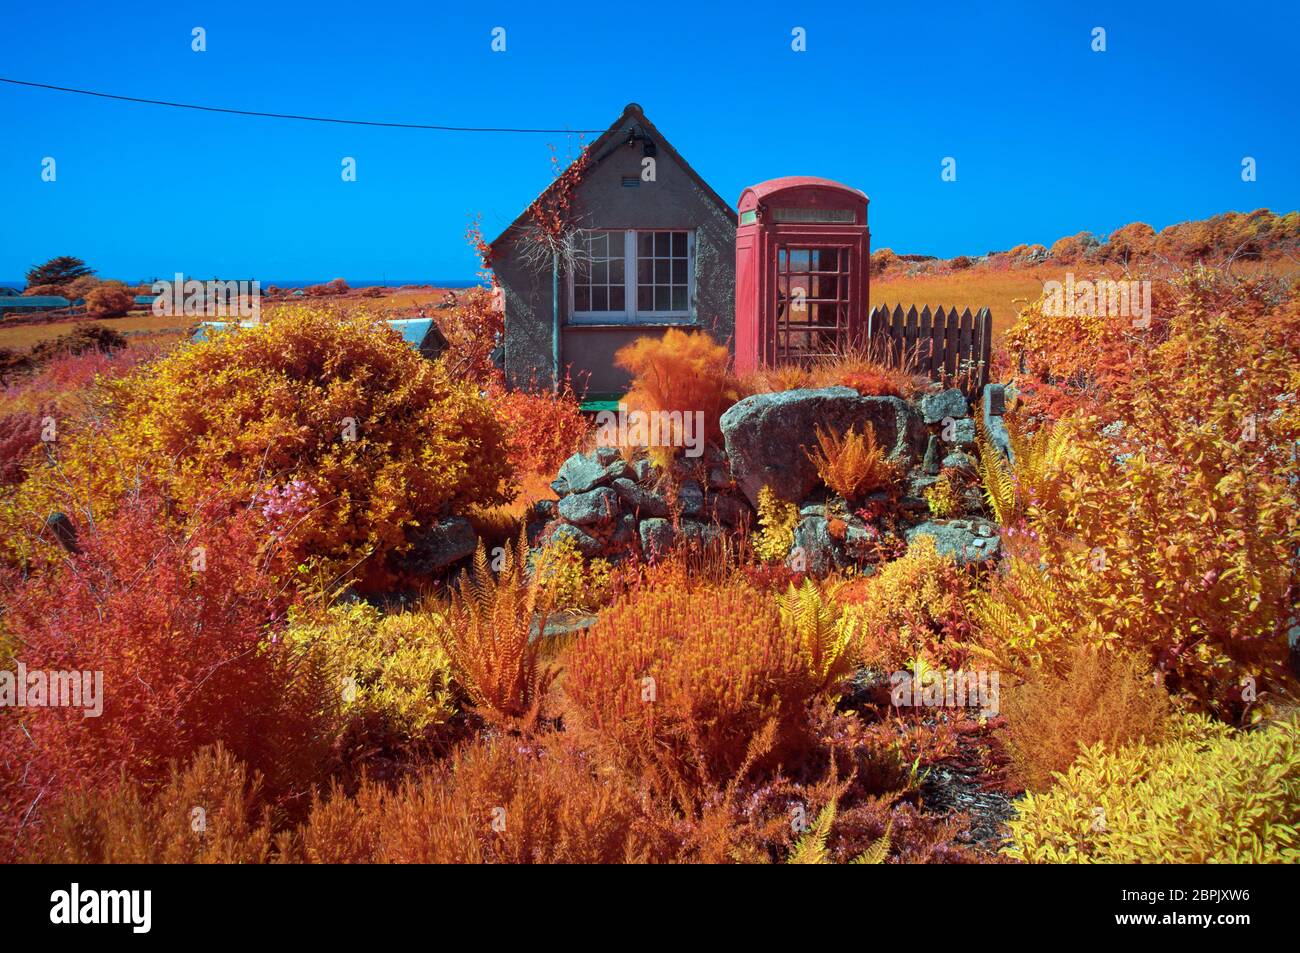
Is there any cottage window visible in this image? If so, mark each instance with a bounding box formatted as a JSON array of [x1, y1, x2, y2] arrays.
[[570, 229, 693, 323]]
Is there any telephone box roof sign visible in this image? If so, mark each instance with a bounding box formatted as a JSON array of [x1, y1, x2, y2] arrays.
[[734, 177, 871, 375], [737, 177, 869, 226]]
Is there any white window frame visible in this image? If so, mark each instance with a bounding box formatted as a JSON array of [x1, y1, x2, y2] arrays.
[[568, 229, 695, 324]]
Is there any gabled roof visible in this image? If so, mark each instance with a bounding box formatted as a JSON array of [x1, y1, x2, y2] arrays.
[[3, 296, 70, 307], [489, 103, 736, 249]]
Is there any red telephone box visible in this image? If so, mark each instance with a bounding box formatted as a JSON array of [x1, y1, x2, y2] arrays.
[[734, 177, 870, 374]]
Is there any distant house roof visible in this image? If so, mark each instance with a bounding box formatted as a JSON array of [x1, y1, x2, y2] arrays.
[[190, 318, 449, 360], [2, 296, 71, 308], [386, 318, 449, 359]]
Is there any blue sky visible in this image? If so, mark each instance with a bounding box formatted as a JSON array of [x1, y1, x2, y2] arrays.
[[1, 0, 1296, 282]]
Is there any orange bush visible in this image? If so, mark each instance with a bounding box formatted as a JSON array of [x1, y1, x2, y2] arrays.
[[82, 282, 133, 318], [560, 583, 824, 786], [1001, 645, 1170, 793], [615, 328, 737, 454], [26, 745, 275, 864], [296, 734, 653, 863], [804, 422, 903, 501], [487, 374, 591, 475], [7, 306, 514, 587]]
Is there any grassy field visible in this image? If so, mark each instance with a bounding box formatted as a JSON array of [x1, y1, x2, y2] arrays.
[[0, 286, 466, 350], [873, 259, 1300, 337]]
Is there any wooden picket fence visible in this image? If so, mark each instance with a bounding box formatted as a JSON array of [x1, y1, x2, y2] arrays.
[[866, 303, 993, 398]]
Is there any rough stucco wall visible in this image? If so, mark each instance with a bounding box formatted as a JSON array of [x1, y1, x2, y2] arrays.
[[495, 113, 736, 393]]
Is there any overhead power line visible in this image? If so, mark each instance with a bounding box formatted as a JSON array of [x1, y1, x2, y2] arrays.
[[0, 77, 604, 134]]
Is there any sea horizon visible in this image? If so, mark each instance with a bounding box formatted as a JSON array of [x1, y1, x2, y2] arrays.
[[1, 278, 485, 291]]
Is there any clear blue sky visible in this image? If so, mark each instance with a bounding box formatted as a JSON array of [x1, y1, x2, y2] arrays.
[[1, 0, 1296, 282]]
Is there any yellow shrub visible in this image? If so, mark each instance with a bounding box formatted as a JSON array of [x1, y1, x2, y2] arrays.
[[6, 306, 513, 587], [1006, 715, 1300, 863], [776, 579, 859, 694], [532, 531, 612, 612], [752, 485, 799, 563], [840, 535, 976, 670], [284, 601, 457, 742], [922, 473, 960, 518]]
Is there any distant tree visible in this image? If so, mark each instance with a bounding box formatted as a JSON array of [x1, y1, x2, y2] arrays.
[[1103, 222, 1156, 265], [63, 275, 103, 303], [1049, 232, 1101, 265], [84, 282, 133, 318], [25, 256, 94, 290], [22, 284, 65, 298]]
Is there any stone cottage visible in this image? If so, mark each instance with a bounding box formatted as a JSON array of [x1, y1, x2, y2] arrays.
[[488, 103, 736, 396]]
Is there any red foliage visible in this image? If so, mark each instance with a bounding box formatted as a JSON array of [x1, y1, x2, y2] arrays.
[[0, 488, 330, 858], [487, 375, 591, 475]]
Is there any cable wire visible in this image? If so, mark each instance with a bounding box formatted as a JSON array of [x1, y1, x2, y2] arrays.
[[0, 77, 604, 134]]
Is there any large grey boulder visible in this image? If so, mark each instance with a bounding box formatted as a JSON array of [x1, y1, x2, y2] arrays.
[[557, 485, 619, 527], [549, 522, 605, 559], [720, 387, 925, 507], [984, 415, 1014, 464], [905, 519, 1000, 565], [791, 515, 839, 577], [638, 518, 675, 559], [611, 478, 670, 518], [920, 388, 969, 424], [396, 515, 477, 575], [556, 451, 627, 495]]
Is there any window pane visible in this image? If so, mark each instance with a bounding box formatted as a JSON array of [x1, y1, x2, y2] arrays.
[[654, 287, 666, 311], [593, 287, 607, 311], [672, 232, 686, 256], [655, 232, 669, 256], [671, 259, 687, 283], [593, 260, 607, 284], [638, 232, 652, 256], [610, 287, 625, 312], [671, 287, 686, 311], [575, 286, 589, 311], [610, 257, 624, 282], [654, 259, 669, 283], [638, 286, 652, 311], [638, 259, 652, 284]]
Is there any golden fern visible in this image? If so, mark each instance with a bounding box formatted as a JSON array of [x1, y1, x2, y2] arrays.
[[975, 419, 1018, 525], [777, 579, 858, 694], [439, 527, 554, 724], [850, 823, 892, 864], [976, 415, 1075, 525], [787, 797, 891, 864]]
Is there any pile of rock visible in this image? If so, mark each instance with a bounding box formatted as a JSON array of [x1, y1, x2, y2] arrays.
[[528, 384, 1010, 576], [536, 445, 754, 561]]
